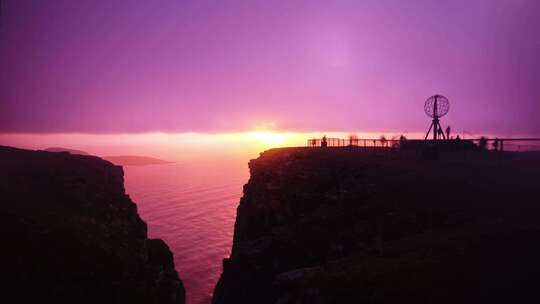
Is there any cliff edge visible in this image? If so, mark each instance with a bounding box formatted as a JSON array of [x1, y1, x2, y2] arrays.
[[0, 146, 185, 304], [213, 147, 540, 304]]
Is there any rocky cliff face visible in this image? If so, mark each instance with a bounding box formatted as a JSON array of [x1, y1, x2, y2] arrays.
[[213, 147, 540, 304], [0, 146, 185, 304]]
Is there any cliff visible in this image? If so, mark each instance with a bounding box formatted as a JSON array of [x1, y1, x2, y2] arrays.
[[213, 147, 540, 304], [0, 146, 185, 304]]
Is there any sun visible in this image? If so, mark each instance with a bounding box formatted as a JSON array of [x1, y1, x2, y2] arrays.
[[248, 131, 286, 147]]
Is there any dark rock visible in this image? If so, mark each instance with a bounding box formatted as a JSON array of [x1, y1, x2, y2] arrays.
[[0, 146, 185, 304], [213, 147, 540, 304]]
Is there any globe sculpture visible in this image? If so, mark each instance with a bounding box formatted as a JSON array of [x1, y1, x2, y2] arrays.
[[424, 94, 450, 140]]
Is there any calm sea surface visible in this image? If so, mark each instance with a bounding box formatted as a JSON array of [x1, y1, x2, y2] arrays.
[[123, 160, 250, 304]]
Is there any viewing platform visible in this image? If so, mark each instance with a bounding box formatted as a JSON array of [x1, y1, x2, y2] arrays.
[[307, 137, 540, 152]]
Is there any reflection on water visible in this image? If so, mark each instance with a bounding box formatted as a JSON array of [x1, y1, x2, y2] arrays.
[[124, 160, 249, 304]]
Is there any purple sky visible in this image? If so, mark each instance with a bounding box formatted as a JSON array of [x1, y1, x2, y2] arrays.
[[1, 0, 539, 135]]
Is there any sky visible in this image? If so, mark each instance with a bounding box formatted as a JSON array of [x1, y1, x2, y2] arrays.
[[1, 0, 540, 138]]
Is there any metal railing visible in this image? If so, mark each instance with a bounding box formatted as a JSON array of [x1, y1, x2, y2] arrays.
[[468, 138, 540, 152], [307, 138, 400, 148], [307, 137, 540, 152]]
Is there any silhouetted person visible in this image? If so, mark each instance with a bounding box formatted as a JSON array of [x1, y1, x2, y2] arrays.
[[479, 136, 488, 150], [493, 138, 500, 151], [456, 135, 461, 140], [348, 134, 359, 147], [446, 126, 451, 139], [380, 135, 387, 147], [321, 136, 328, 147], [399, 135, 407, 147]]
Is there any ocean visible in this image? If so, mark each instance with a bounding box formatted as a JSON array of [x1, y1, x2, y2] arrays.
[[123, 160, 250, 304]]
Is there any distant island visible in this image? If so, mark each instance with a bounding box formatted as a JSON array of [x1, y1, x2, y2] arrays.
[[43, 147, 173, 166], [102, 155, 175, 166], [44, 147, 90, 155]]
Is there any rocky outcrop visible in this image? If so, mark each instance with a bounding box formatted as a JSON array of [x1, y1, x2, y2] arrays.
[[213, 147, 540, 303], [0, 146, 185, 304]]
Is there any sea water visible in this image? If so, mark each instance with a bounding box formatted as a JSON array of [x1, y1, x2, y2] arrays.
[[124, 160, 249, 304]]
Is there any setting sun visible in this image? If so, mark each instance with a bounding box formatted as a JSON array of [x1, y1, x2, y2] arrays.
[[248, 131, 286, 147]]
